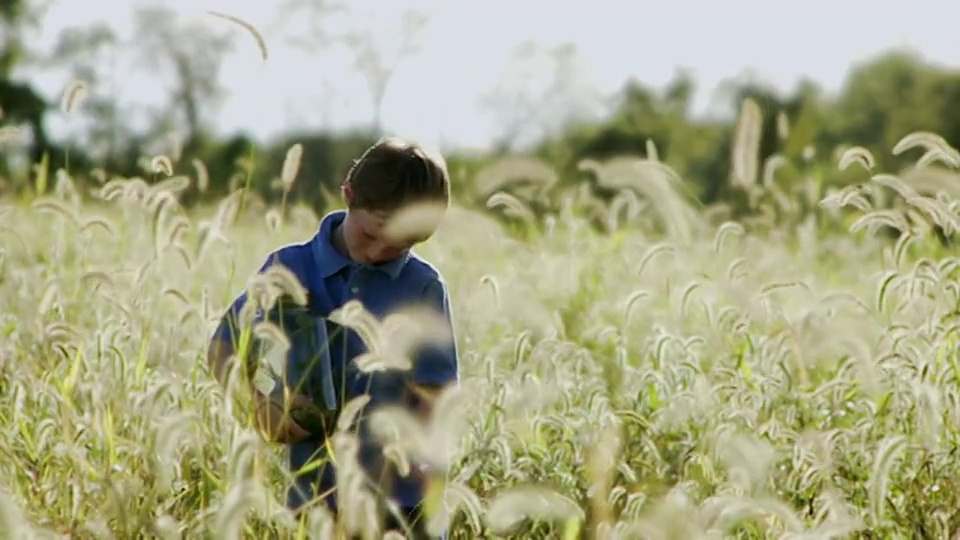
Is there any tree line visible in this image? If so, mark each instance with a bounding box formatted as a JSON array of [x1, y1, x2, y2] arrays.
[[2, 0, 960, 228]]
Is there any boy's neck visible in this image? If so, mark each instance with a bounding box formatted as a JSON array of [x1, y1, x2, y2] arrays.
[[331, 219, 352, 261]]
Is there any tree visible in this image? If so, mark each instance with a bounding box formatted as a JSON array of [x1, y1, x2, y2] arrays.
[[480, 41, 606, 152], [0, 0, 55, 173], [132, 5, 235, 154], [339, 8, 428, 133], [274, 0, 429, 134], [829, 50, 954, 171], [275, 0, 427, 134], [49, 22, 126, 167]]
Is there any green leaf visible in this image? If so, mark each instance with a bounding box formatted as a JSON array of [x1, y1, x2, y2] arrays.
[[562, 517, 583, 540]]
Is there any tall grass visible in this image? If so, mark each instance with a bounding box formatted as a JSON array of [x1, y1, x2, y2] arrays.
[[1, 124, 960, 539]]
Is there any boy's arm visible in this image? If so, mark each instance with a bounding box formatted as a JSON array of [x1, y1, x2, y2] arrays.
[[207, 292, 251, 389], [408, 278, 460, 420], [206, 255, 313, 444], [206, 249, 289, 388]]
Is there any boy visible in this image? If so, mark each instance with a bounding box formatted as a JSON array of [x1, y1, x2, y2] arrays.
[[206, 136, 459, 539]]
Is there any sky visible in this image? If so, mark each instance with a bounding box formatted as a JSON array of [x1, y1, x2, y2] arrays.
[[32, 0, 960, 152]]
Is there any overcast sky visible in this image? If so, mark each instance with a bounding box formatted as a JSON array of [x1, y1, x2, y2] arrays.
[[35, 0, 960, 152]]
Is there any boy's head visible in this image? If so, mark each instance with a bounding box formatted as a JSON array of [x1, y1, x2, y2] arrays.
[[340, 136, 450, 265]]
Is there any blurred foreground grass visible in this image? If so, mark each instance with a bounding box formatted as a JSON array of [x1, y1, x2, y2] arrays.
[[1, 147, 959, 539]]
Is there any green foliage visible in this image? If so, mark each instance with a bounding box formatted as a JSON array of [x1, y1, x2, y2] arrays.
[[6, 46, 960, 226], [4, 11, 960, 537], [1, 135, 959, 537]]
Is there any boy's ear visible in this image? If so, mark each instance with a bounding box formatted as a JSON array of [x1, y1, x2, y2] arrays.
[[341, 182, 353, 206]]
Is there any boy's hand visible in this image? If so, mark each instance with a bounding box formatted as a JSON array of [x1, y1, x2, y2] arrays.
[[408, 382, 446, 422], [253, 391, 314, 443]]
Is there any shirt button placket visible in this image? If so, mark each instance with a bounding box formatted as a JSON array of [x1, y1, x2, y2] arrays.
[[348, 266, 360, 296]]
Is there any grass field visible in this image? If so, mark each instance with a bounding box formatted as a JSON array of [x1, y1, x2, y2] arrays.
[[1, 147, 959, 539]]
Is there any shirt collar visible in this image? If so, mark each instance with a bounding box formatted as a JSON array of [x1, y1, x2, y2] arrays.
[[312, 209, 411, 280]]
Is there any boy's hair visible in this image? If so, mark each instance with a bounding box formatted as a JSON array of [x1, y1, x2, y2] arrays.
[[344, 136, 450, 212]]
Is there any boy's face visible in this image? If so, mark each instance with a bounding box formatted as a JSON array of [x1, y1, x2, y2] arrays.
[[340, 183, 447, 265], [342, 208, 420, 264]]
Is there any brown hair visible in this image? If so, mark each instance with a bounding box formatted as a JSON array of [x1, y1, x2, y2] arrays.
[[344, 136, 450, 212]]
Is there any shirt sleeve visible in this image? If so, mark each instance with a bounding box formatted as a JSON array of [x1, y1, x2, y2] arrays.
[[411, 278, 460, 386], [211, 291, 251, 348], [210, 251, 285, 347]]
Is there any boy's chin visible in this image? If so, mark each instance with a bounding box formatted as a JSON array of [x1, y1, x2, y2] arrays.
[[362, 252, 406, 266], [352, 252, 383, 265], [348, 248, 376, 265]]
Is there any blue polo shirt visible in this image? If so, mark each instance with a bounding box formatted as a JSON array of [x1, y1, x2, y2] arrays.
[[212, 209, 459, 511]]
